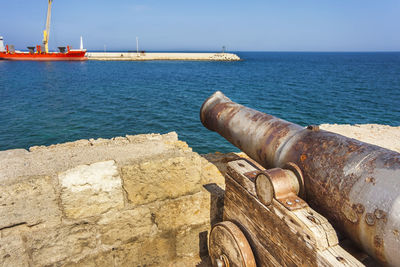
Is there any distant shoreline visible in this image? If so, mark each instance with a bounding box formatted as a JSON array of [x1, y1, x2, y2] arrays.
[[86, 50, 400, 53]]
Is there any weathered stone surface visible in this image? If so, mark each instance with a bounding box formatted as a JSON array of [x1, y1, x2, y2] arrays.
[[88, 138, 111, 147], [168, 256, 211, 267], [201, 152, 242, 186], [131, 236, 176, 267], [23, 223, 97, 266], [97, 207, 156, 245], [0, 234, 29, 267], [48, 139, 91, 150], [73, 236, 175, 267], [176, 224, 210, 257], [151, 191, 211, 231], [126, 131, 178, 143], [59, 160, 124, 219], [0, 175, 61, 229], [0, 148, 28, 158], [111, 136, 130, 145], [62, 251, 114, 267], [0, 132, 243, 266], [122, 153, 202, 205], [0, 132, 182, 180]]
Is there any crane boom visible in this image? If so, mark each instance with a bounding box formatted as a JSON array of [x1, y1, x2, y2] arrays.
[[42, 0, 53, 53]]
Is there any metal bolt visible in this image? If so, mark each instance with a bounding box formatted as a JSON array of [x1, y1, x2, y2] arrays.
[[286, 200, 293, 205], [374, 209, 386, 220], [336, 256, 345, 262], [307, 125, 320, 131], [353, 203, 365, 214], [307, 215, 317, 223], [295, 199, 300, 203], [365, 213, 376, 226], [216, 258, 225, 267], [365, 177, 376, 185]]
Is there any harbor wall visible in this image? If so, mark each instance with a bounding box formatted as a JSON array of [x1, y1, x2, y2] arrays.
[[86, 52, 241, 61], [0, 132, 239, 266]]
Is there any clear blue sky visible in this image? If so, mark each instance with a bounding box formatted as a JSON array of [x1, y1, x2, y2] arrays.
[[1, 0, 399, 51]]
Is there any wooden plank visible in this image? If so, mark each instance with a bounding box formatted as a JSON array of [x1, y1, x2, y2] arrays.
[[317, 245, 365, 267], [292, 208, 338, 247], [227, 159, 259, 196], [224, 174, 318, 266], [224, 196, 295, 266]]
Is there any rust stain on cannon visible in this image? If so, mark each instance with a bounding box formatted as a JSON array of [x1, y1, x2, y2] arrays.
[[200, 91, 400, 266], [353, 203, 365, 214]]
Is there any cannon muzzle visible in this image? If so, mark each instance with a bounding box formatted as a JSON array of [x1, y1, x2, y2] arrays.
[[200, 91, 400, 266]]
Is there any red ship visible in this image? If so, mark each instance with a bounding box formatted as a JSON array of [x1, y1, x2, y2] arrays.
[[0, 0, 87, 61]]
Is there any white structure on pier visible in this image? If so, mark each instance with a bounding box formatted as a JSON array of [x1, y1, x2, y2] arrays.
[[0, 36, 5, 52], [80, 36, 83, 50]]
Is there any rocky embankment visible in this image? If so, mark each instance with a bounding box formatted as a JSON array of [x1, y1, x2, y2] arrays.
[[87, 52, 241, 61], [0, 124, 399, 266]]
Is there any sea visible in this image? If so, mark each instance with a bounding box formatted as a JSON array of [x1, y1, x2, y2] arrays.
[[1, 52, 399, 154]]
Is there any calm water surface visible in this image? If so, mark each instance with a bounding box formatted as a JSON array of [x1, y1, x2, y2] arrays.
[[1, 52, 399, 153]]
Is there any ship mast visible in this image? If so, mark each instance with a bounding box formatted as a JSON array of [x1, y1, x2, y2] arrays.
[[42, 0, 53, 53]]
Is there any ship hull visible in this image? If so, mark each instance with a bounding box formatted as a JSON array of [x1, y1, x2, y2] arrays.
[[0, 50, 87, 61]]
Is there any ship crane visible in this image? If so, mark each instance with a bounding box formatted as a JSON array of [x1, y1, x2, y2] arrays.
[[42, 0, 53, 53]]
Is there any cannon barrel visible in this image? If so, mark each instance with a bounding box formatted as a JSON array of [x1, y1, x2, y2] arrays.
[[200, 91, 400, 266]]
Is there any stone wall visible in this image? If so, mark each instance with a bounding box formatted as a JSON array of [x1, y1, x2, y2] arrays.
[[0, 132, 239, 267]]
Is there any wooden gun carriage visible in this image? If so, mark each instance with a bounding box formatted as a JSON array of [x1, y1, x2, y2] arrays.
[[209, 158, 367, 266]]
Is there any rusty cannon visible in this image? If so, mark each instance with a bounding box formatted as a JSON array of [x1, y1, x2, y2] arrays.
[[201, 91, 400, 267]]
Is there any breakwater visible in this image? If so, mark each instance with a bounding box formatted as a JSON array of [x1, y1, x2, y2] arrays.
[[87, 52, 241, 61]]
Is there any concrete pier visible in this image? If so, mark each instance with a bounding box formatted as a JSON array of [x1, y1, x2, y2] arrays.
[[87, 52, 241, 61]]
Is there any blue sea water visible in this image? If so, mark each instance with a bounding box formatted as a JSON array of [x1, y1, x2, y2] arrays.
[[0, 52, 399, 153]]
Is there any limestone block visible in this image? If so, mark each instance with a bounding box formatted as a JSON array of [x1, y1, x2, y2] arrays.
[[201, 152, 242, 186], [97, 207, 156, 245], [151, 191, 210, 231], [164, 140, 192, 152], [0, 148, 28, 157], [121, 153, 202, 205], [0, 175, 61, 229], [113, 236, 176, 267], [126, 132, 178, 143], [23, 223, 97, 266], [68, 236, 176, 267], [111, 136, 129, 145], [168, 256, 211, 267], [176, 224, 210, 257], [0, 234, 29, 267], [62, 252, 114, 267], [200, 156, 225, 186], [47, 139, 91, 150], [59, 160, 124, 219], [88, 138, 111, 146]]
